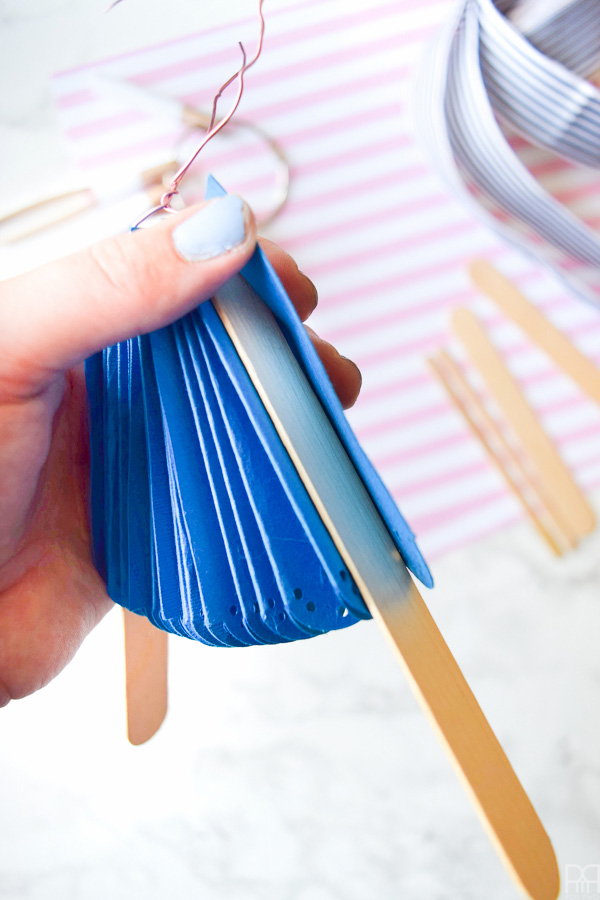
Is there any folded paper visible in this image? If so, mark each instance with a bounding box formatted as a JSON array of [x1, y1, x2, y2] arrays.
[[85, 177, 432, 646]]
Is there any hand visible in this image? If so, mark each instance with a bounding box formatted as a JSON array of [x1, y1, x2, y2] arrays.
[[0, 197, 361, 706]]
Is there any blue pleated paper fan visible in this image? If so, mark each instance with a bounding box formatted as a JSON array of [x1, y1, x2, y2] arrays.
[[85, 178, 432, 647]]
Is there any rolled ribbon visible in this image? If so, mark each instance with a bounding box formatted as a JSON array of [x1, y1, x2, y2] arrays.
[[414, 0, 600, 306]]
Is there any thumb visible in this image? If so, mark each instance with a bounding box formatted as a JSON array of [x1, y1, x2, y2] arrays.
[[0, 195, 256, 395]]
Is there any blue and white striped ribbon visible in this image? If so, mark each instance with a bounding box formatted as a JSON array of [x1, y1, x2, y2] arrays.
[[414, 0, 600, 306]]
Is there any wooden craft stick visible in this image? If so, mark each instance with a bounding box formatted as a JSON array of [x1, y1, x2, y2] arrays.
[[373, 580, 559, 900], [589, 67, 600, 89], [428, 350, 575, 555], [213, 279, 559, 900], [123, 609, 168, 745], [0, 189, 94, 245], [452, 308, 595, 541], [469, 259, 600, 405]]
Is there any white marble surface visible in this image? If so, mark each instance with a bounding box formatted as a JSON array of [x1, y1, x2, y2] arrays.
[[1, 2, 600, 899]]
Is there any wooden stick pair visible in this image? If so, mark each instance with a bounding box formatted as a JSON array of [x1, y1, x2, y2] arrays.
[[430, 260, 596, 554]]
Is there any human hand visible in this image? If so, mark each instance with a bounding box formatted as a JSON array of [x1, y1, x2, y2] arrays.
[[0, 197, 361, 706]]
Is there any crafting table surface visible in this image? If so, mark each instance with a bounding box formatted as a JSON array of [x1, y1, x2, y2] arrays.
[[0, 2, 599, 899]]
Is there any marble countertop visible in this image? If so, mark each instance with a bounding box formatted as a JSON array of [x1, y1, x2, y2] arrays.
[[1, 2, 599, 899]]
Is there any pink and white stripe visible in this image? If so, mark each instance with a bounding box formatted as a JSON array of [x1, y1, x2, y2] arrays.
[[52, 0, 600, 563]]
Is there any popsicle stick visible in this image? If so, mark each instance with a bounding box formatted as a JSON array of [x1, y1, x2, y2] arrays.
[[428, 350, 574, 555], [374, 580, 559, 900], [0, 189, 94, 245], [589, 67, 600, 89], [123, 609, 168, 745], [213, 278, 559, 900], [452, 308, 595, 540], [469, 259, 600, 405]]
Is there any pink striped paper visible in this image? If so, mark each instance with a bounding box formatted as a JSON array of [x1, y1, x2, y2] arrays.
[[52, 0, 600, 561]]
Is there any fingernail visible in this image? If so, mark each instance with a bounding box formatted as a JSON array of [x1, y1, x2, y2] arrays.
[[173, 196, 248, 261]]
